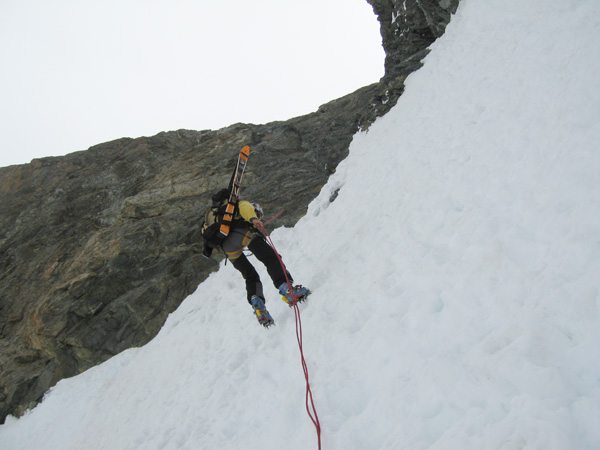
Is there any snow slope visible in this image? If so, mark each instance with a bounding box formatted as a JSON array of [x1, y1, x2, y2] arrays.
[[2, 0, 600, 448]]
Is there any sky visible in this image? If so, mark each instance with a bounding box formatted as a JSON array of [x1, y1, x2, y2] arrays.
[[0, 0, 384, 168], [1, 0, 599, 448]]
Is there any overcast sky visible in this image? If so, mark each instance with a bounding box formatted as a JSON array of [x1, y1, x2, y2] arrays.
[[0, 0, 384, 168]]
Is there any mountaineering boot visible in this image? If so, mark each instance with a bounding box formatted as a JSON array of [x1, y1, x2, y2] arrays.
[[251, 295, 275, 328], [278, 282, 311, 307]]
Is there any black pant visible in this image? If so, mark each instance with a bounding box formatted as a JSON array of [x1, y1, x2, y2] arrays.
[[223, 228, 291, 303]]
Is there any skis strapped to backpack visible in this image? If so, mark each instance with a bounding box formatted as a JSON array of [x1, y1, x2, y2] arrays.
[[201, 146, 250, 253], [219, 145, 250, 237]]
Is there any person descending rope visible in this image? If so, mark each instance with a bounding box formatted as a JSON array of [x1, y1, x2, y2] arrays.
[[202, 188, 310, 327]]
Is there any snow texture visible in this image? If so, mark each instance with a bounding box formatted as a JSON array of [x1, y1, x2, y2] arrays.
[[1, 0, 600, 448]]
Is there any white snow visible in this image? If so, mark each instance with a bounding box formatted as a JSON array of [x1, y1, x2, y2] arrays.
[[2, 0, 600, 448]]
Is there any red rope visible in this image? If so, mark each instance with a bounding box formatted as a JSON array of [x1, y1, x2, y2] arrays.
[[256, 222, 322, 450], [262, 208, 285, 226]]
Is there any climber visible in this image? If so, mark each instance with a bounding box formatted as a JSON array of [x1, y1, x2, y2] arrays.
[[202, 189, 310, 327]]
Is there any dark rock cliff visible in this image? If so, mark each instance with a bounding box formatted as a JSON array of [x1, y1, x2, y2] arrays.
[[0, 0, 458, 422]]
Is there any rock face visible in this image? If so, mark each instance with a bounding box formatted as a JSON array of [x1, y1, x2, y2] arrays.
[[0, 0, 458, 422]]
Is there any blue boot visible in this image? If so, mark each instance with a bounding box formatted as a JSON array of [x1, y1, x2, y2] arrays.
[[278, 283, 311, 307], [251, 295, 275, 327]]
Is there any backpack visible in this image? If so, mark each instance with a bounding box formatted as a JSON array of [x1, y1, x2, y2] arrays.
[[201, 189, 238, 249]]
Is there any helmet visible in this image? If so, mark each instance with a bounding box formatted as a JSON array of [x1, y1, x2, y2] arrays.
[[252, 203, 264, 220]]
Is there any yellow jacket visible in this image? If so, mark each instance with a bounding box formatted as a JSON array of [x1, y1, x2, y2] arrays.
[[236, 200, 258, 223]]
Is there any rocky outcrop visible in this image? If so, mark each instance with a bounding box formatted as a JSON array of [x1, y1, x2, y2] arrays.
[[0, 0, 459, 422]]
